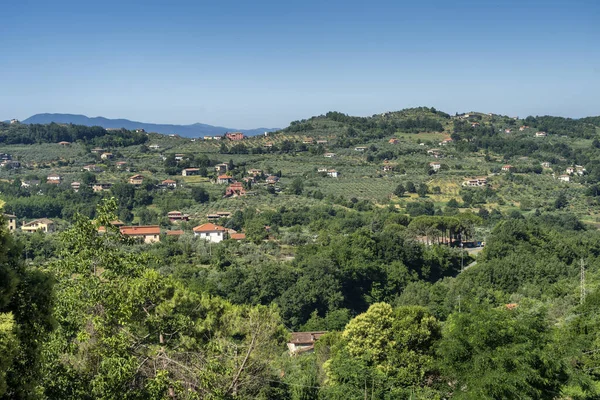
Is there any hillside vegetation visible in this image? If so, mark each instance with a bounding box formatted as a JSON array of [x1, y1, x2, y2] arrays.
[[2, 107, 600, 398]]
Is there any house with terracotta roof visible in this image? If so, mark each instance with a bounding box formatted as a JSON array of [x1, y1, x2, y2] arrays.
[[22, 218, 55, 233], [230, 233, 246, 241], [120, 225, 161, 243], [287, 331, 327, 355], [167, 211, 189, 222], [225, 182, 246, 197], [47, 174, 62, 184], [225, 132, 245, 141], [388, 138, 399, 144], [193, 223, 228, 243], [166, 230, 185, 237], [129, 174, 144, 185], [519, 126, 529, 131], [501, 165, 514, 172], [217, 175, 232, 184], [161, 179, 177, 188], [182, 168, 200, 176], [58, 141, 71, 146]]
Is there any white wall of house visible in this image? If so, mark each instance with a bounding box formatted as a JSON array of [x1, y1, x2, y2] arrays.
[[194, 230, 226, 243]]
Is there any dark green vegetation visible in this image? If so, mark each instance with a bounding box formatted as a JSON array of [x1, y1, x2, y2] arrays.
[[3, 108, 600, 398]]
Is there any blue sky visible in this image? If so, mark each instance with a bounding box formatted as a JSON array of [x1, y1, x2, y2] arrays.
[[1, 0, 598, 128]]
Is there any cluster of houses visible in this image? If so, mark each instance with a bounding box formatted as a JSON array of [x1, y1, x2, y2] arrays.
[[559, 165, 586, 182], [462, 177, 488, 187], [0, 153, 20, 169], [96, 216, 246, 244]]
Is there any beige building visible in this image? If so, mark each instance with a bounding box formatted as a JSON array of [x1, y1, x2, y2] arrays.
[[22, 218, 55, 233], [3, 213, 17, 232]]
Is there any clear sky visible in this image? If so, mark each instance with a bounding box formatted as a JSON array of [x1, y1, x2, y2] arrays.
[[1, 0, 598, 128]]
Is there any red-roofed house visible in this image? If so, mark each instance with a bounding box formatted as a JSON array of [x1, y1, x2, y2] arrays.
[[167, 211, 189, 222], [225, 132, 245, 141], [230, 233, 246, 240], [193, 223, 228, 243], [120, 225, 161, 243], [501, 165, 514, 172], [225, 182, 246, 197], [217, 175, 232, 184]]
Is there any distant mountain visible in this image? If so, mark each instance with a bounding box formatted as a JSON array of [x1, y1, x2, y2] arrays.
[[21, 113, 279, 137]]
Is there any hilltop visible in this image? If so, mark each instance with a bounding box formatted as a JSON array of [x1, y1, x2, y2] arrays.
[[18, 113, 279, 137]]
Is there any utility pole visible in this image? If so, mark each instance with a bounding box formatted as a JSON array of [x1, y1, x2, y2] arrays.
[[460, 242, 464, 272], [580, 258, 586, 305], [458, 295, 461, 313]]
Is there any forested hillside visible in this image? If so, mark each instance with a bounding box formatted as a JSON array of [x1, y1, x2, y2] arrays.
[[2, 107, 600, 398]]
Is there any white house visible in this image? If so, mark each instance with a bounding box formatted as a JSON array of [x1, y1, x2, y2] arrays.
[[193, 223, 228, 243], [327, 169, 338, 178], [429, 162, 441, 171], [324, 153, 336, 158], [559, 175, 570, 182]]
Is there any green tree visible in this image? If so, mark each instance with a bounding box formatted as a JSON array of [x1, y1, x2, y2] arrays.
[[437, 305, 568, 399], [394, 183, 406, 197], [191, 186, 210, 203]]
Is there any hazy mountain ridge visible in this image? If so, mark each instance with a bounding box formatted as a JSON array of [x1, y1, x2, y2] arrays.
[[19, 113, 279, 137]]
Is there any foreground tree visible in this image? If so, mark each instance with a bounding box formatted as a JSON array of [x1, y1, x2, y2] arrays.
[[38, 199, 288, 399], [437, 304, 568, 399]]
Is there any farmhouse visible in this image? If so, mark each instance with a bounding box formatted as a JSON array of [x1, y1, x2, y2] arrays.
[[354, 146, 367, 151], [71, 182, 81, 191], [58, 141, 71, 146], [559, 175, 570, 182], [324, 153, 336, 158], [116, 161, 128, 169], [247, 169, 262, 176], [215, 163, 229, 174], [217, 175, 232, 184], [439, 138, 453, 145], [519, 126, 529, 131], [182, 168, 200, 176], [22, 218, 55, 233], [501, 165, 514, 172], [167, 211, 189, 222], [327, 169, 338, 178], [388, 138, 399, 144], [120, 225, 161, 243], [3, 214, 16, 232], [541, 162, 551, 168], [429, 162, 441, 171], [1, 160, 20, 169], [287, 331, 327, 355], [225, 182, 246, 197], [266, 175, 280, 184], [230, 233, 246, 241], [161, 179, 177, 188], [91, 147, 106, 154], [316, 140, 328, 145], [92, 183, 112, 192], [83, 164, 103, 172], [193, 223, 228, 243], [47, 174, 62, 184], [21, 180, 40, 187], [463, 177, 488, 187], [225, 132, 245, 141], [129, 174, 144, 185], [149, 144, 161, 150], [303, 138, 314, 144], [535, 131, 547, 138], [383, 164, 394, 172], [100, 152, 114, 160], [317, 168, 328, 173]]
